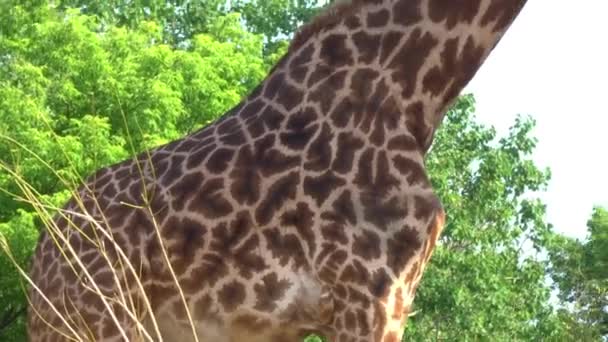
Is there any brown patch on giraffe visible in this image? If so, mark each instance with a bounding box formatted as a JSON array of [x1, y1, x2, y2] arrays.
[[265, 72, 286, 99], [345, 13, 362, 29], [280, 202, 317, 257], [101, 320, 120, 338], [305, 122, 334, 171], [123, 209, 150, 247], [218, 280, 246, 312], [361, 195, 405, 231], [260, 106, 285, 130], [291, 43, 315, 67], [220, 128, 247, 146], [276, 81, 304, 112], [330, 97, 357, 128], [321, 222, 349, 245], [344, 309, 357, 331], [289, 0, 368, 53], [104, 182, 118, 198], [304, 171, 346, 207], [106, 201, 133, 229], [354, 147, 374, 187], [188, 178, 233, 219], [206, 148, 235, 174], [392, 155, 428, 186], [91, 166, 111, 185], [482, 0, 527, 32], [308, 64, 333, 88], [256, 171, 299, 225], [370, 83, 400, 146], [193, 295, 214, 320], [191, 122, 216, 139], [388, 28, 438, 99], [357, 308, 371, 336], [340, 260, 370, 285], [215, 115, 240, 135], [309, 70, 348, 113], [262, 227, 307, 268], [280, 107, 319, 150], [387, 225, 421, 275], [369, 268, 392, 299], [425, 35, 485, 112], [456, 35, 486, 89], [247, 117, 266, 139], [367, 8, 390, 28], [217, 117, 239, 134], [351, 68, 380, 125], [348, 286, 372, 308], [321, 189, 357, 226], [359, 150, 399, 197], [209, 212, 266, 278], [379, 30, 403, 65], [291, 66, 309, 84], [352, 31, 381, 64], [335, 283, 347, 299], [414, 194, 440, 220], [255, 134, 301, 176], [428, 0, 482, 29], [183, 252, 229, 290], [423, 38, 459, 97], [186, 143, 216, 170], [175, 138, 198, 152], [233, 234, 267, 278], [387, 134, 418, 151], [321, 34, 353, 67], [264, 72, 304, 111], [210, 211, 251, 254], [352, 229, 381, 260], [230, 145, 261, 205], [232, 313, 273, 332], [240, 98, 265, 120], [320, 249, 348, 279], [253, 273, 292, 312], [332, 133, 364, 174], [168, 172, 203, 211], [255, 138, 301, 177], [393, 0, 422, 26]]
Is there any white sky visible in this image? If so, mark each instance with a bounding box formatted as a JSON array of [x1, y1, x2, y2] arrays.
[[463, 0, 608, 240]]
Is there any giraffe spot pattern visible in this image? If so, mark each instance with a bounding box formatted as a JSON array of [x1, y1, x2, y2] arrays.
[[253, 273, 292, 312], [218, 280, 247, 312], [27, 0, 529, 340]]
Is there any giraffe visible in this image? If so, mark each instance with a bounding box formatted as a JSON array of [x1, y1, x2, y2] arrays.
[[27, 0, 528, 341]]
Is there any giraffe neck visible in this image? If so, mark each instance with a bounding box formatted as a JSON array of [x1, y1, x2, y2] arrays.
[[241, 0, 526, 153]]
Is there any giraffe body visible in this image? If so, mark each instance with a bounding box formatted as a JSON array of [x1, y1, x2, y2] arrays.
[[27, 0, 527, 341]]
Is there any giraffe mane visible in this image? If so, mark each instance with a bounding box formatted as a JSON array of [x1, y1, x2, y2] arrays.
[[288, 0, 366, 53]]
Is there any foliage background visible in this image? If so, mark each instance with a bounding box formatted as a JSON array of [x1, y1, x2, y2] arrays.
[[0, 1, 605, 341]]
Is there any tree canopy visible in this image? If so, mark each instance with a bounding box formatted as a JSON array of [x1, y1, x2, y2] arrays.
[[0, 1, 604, 341]]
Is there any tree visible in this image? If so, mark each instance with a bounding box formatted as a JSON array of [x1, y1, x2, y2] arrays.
[[547, 206, 608, 340]]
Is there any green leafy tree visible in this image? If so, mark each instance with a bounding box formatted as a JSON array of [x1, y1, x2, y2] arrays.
[[57, 0, 228, 46], [547, 207, 608, 340]]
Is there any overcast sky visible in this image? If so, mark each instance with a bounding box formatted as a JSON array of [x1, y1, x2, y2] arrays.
[[463, 0, 608, 240]]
